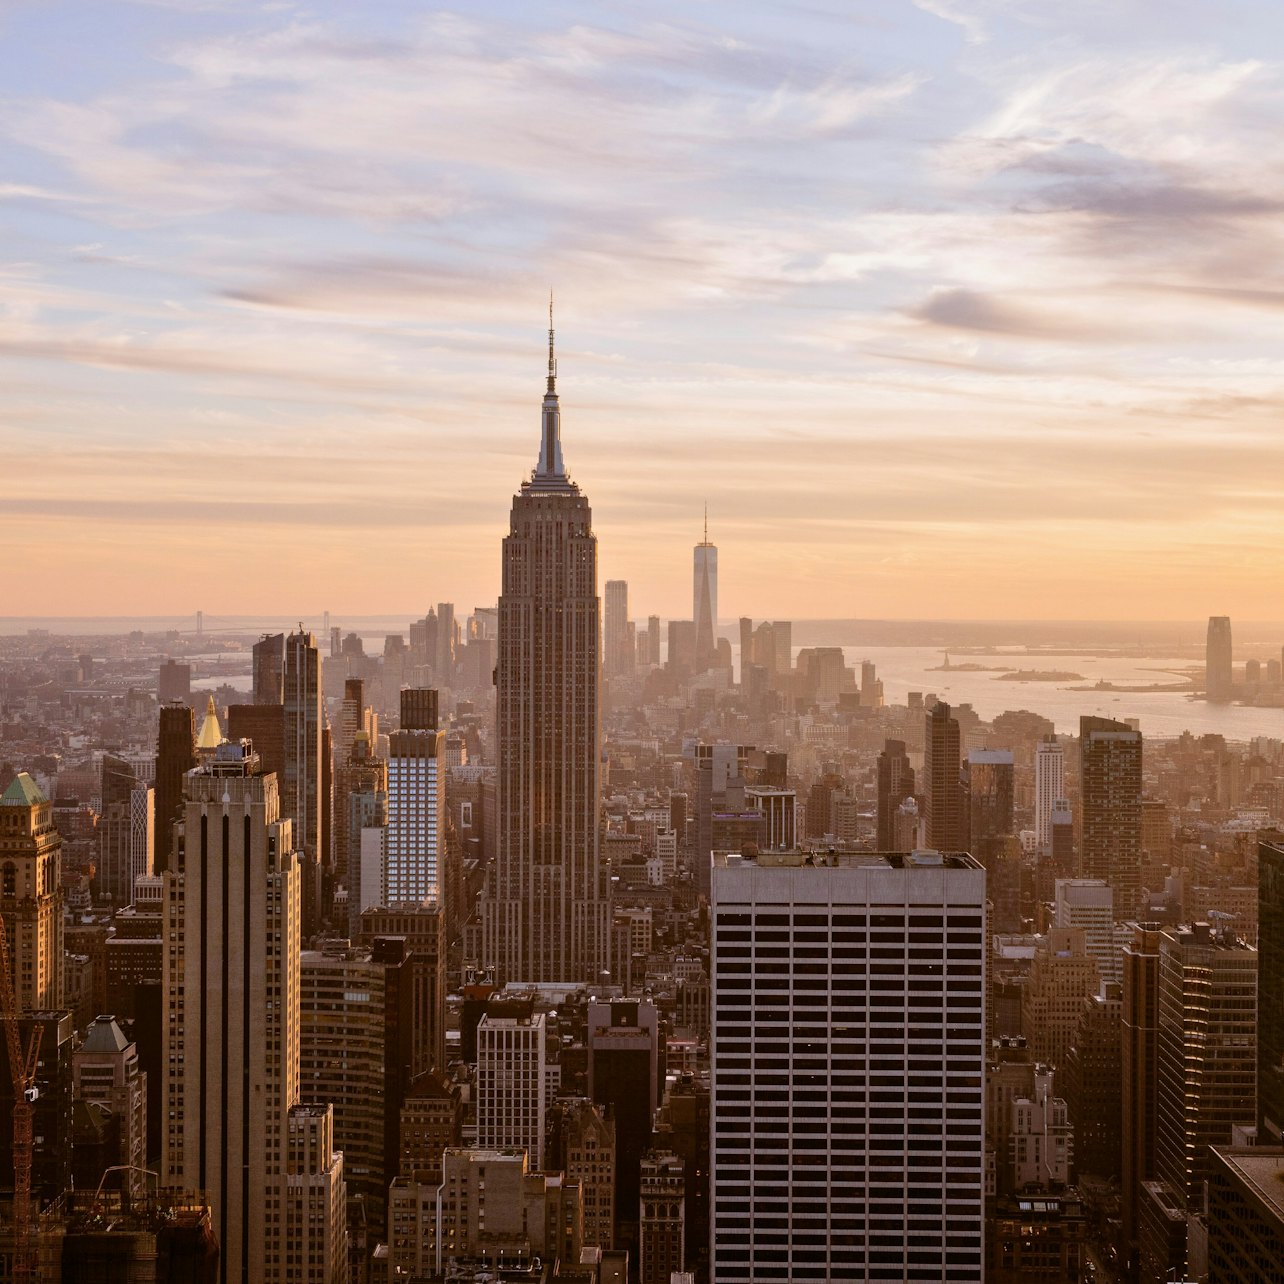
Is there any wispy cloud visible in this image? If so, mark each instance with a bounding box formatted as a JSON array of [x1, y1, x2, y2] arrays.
[[1, 4, 1283, 616]]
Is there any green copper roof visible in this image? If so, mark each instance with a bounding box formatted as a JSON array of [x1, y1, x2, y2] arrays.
[[1, 773, 47, 807]]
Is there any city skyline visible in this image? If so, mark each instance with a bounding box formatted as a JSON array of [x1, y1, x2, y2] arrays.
[[4, 2, 1284, 619]]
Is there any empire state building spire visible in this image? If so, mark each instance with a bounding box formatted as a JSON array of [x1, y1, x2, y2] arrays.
[[532, 293, 571, 488]]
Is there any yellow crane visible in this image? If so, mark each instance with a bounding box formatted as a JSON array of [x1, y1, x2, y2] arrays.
[[0, 914, 42, 1280]]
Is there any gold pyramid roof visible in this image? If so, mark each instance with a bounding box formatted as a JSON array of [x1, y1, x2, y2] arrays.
[[196, 695, 223, 751]]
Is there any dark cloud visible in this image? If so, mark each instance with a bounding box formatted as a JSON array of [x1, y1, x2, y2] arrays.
[[907, 288, 1126, 342]]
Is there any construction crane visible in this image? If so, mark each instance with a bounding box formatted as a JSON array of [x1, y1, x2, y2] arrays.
[[0, 914, 42, 1281]]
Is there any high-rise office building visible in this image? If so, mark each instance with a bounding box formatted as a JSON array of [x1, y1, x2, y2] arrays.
[[154, 702, 196, 874], [483, 313, 608, 983], [345, 734, 388, 939], [1055, 878, 1118, 984], [386, 715, 446, 909], [604, 579, 633, 678], [1034, 735, 1065, 853], [253, 632, 285, 705], [695, 743, 747, 900], [1080, 716, 1143, 918], [646, 614, 661, 667], [300, 937, 415, 1234], [1206, 615, 1234, 702], [963, 748, 1014, 862], [73, 1014, 148, 1198], [158, 658, 191, 703], [639, 1151, 685, 1284], [876, 739, 915, 851], [359, 904, 447, 1077], [1152, 923, 1256, 1211], [548, 1097, 616, 1251], [1121, 923, 1162, 1274], [0, 772, 64, 1011], [711, 849, 986, 1282], [283, 628, 323, 859], [435, 602, 456, 682], [923, 701, 965, 851], [162, 739, 346, 1284], [693, 513, 717, 672], [476, 1006, 548, 1168], [332, 679, 376, 887], [1260, 836, 1284, 1141], [98, 755, 154, 906]]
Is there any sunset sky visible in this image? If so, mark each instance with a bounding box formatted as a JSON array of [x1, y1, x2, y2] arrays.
[[3, 0, 1284, 621]]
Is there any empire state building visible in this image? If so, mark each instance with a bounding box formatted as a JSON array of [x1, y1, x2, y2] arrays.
[[483, 307, 609, 983]]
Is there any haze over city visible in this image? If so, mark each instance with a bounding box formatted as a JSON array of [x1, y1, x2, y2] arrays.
[[5, 1, 1284, 617]]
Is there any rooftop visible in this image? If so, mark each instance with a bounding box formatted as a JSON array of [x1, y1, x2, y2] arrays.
[[0, 772, 47, 807], [1212, 1147, 1284, 1222], [714, 848, 982, 871]]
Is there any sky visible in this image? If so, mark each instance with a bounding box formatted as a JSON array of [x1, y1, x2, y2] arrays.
[[3, 0, 1284, 622]]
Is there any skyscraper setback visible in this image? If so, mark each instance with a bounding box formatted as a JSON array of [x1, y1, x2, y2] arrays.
[[483, 312, 609, 983]]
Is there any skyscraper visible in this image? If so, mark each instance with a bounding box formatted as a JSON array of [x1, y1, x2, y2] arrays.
[[1034, 735, 1065, 853], [692, 511, 718, 673], [1258, 835, 1284, 1141], [1206, 615, 1234, 702], [1147, 921, 1256, 1277], [711, 849, 986, 1282], [283, 628, 323, 858], [385, 716, 446, 909], [0, 772, 64, 1012], [162, 739, 346, 1284], [963, 747, 1014, 861], [483, 309, 608, 983], [604, 579, 632, 678], [875, 739, 915, 851], [253, 632, 285, 705], [923, 701, 965, 851], [1079, 716, 1143, 918], [154, 702, 196, 874]]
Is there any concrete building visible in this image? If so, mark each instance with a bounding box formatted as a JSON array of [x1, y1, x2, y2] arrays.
[[875, 740, 915, 852], [1055, 878, 1118, 985], [73, 1014, 147, 1198], [299, 938, 415, 1232], [711, 849, 986, 1282], [1206, 1145, 1284, 1283], [476, 1007, 548, 1169], [639, 1151, 685, 1284], [548, 1097, 616, 1251], [483, 315, 609, 984], [1034, 735, 1065, 854], [154, 703, 196, 874], [1021, 928, 1101, 1071], [385, 716, 446, 909], [1079, 716, 1143, 919], [389, 1147, 583, 1280], [923, 702, 965, 851], [604, 579, 633, 679], [162, 739, 346, 1283], [1122, 923, 1164, 1275], [1206, 615, 1234, 702], [1154, 922, 1257, 1212], [1258, 835, 1284, 1141], [0, 772, 64, 1012], [1008, 1067, 1073, 1191]]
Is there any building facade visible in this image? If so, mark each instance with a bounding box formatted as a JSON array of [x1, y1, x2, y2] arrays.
[[483, 316, 609, 983], [711, 849, 986, 1282]]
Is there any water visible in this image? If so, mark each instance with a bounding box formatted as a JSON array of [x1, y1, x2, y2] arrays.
[[825, 646, 1283, 740]]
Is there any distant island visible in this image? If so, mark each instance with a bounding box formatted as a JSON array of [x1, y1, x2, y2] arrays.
[[994, 669, 1084, 682]]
